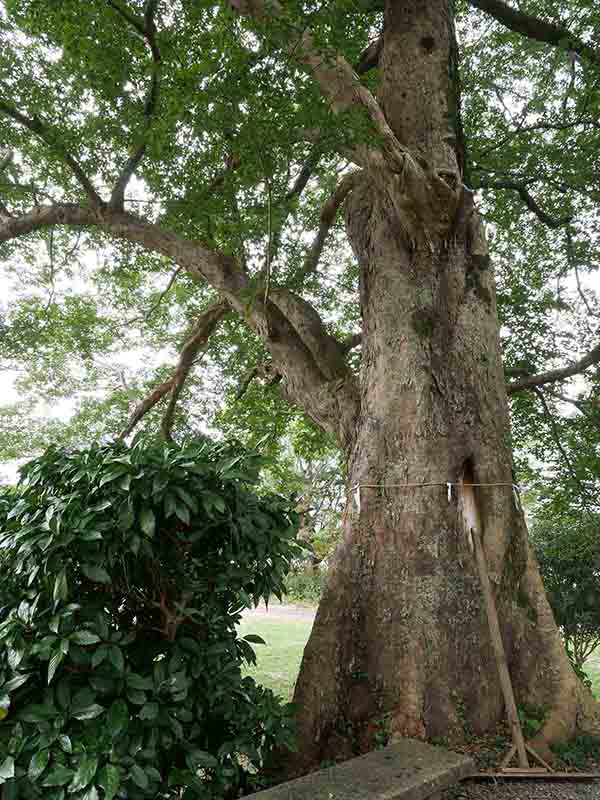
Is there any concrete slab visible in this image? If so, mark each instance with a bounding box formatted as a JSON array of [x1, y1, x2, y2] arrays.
[[246, 739, 473, 800]]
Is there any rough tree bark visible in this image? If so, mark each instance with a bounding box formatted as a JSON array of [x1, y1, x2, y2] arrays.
[[291, 0, 600, 771]]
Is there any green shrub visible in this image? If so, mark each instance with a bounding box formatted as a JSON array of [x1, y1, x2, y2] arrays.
[[551, 734, 600, 770], [0, 438, 301, 799], [284, 569, 326, 604]]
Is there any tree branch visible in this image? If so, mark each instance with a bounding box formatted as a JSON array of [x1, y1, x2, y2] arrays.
[[121, 377, 174, 438], [507, 342, 600, 394], [234, 361, 282, 401], [0, 201, 360, 445], [109, 0, 162, 209], [0, 100, 101, 206], [468, 0, 599, 66], [229, 0, 412, 174], [477, 177, 572, 229], [126, 265, 183, 325], [121, 301, 229, 438], [269, 288, 349, 381], [356, 35, 383, 75], [286, 144, 322, 201], [340, 332, 362, 353], [160, 301, 230, 439], [292, 170, 362, 283]]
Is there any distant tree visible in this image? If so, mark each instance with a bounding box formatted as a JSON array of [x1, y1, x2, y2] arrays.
[[533, 515, 600, 675]]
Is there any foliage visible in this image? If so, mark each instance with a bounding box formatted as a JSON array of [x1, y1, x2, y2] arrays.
[[0, 438, 301, 799], [0, 0, 597, 479], [284, 569, 327, 605], [530, 508, 600, 673], [516, 706, 545, 740], [551, 734, 600, 770]]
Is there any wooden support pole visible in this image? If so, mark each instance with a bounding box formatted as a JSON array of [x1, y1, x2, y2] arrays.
[[471, 526, 529, 769]]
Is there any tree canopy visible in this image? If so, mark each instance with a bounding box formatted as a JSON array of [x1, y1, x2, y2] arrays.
[[0, 0, 598, 479]]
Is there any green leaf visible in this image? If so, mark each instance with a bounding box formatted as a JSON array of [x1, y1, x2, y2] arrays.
[[18, 703, 58, 722], [174, 501, 190, 525], [53, 569, 68, 606], [42, 765, 74, 787], [7, 646, 24, 671], [173, 486, 198, 513], [97, 764, 120, 800], [69, 755, 98, 793], [140, 507, 156, 537], [28, 748, 50, 781], [92, 644, 109, 669], [58, 734, 72, 753], [56, 678, 71, 710], [81, 530, 103, 541], [70, 630, 101, 646], [126, 673, 152, 690], [243, 633, 266, 645], [118, 505, 135, 531], [190, 751, 218, 768], [138, 702, 159, 721], [3, 672, 31, 692], [107, 700, 129, 735], [130, 764, 149, 790], [80, 564, 111, 584], [109, 646, 124, 673], [99, 468, 129, 486], [72, 703, 104, 720], [81, 786, 99, 800], [0, 756, 15, 784], [127, 690, 146, 705], [48, 649, 64, 684]]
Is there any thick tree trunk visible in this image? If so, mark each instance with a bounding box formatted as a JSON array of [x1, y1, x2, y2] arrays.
[[291, 171, 598, 769], [291, 0, 600, 772]]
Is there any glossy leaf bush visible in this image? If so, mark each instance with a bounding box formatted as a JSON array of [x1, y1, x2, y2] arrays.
[[0, 439, 300, 799]]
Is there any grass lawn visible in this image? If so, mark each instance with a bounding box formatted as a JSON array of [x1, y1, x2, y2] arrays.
[[239, 610, 600, 704], [584, 649, 600, 697], [238, 614, 313, 701]]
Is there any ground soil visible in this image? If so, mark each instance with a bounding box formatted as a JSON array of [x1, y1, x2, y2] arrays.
[[441, 779, 600, 800]]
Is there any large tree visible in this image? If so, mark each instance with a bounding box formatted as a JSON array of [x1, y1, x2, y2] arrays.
[[2, 0, 600, 770]]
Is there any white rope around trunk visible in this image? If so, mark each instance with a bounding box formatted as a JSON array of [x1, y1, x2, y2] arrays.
[[351, 481, 521, 513]]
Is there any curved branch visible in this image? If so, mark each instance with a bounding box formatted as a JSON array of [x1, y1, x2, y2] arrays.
[[507, 342, 600, 394], [0, 101, 101, 205], [229, 0, 413, 174], [109, 0, 162, 209], [293, 170, 362, 283], [0, 201, 359, 445], [160, 301, 230, 439], [468, 0, 599, 66], [121, 377, 174, 438], [121, 301, 229, 438], [356, 36, 383, 75], [477, 177, 572, 229], [126, 265, 183, 325]]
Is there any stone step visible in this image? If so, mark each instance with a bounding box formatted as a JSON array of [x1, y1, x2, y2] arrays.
[[246, 739, 474, 800]]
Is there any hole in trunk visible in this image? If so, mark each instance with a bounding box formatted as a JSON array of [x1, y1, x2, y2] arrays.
[[421, 35, 435, 53], [459, 458, 482, 549]]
